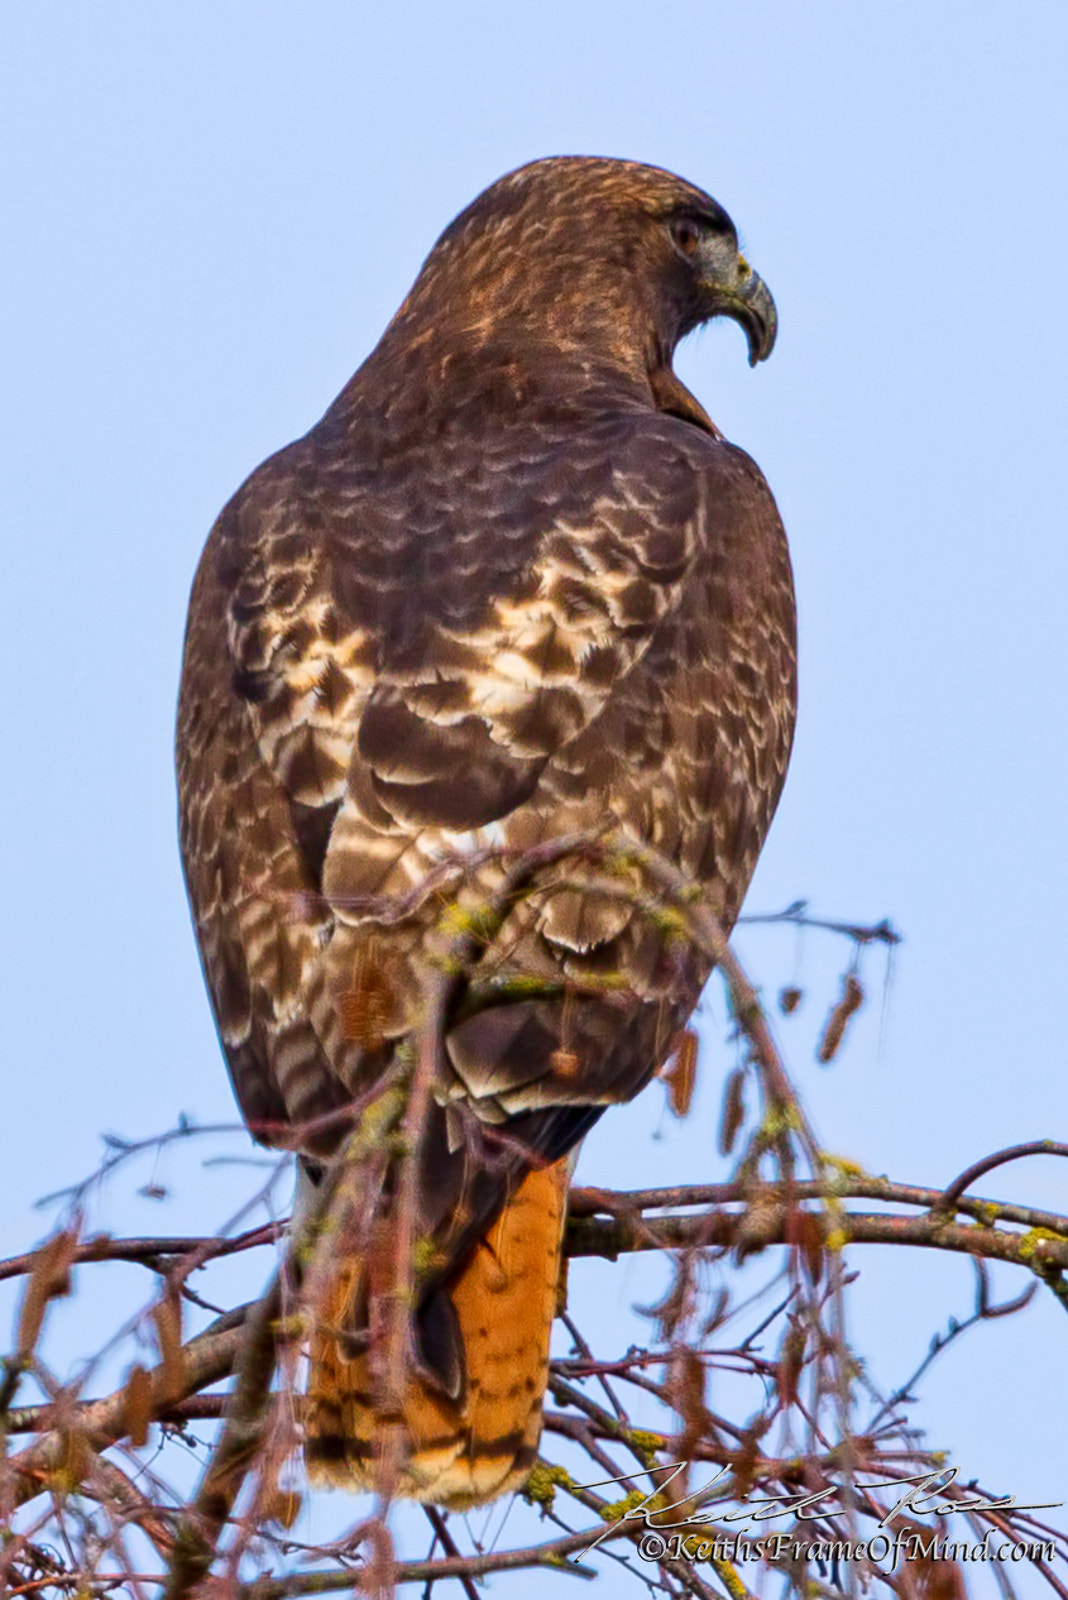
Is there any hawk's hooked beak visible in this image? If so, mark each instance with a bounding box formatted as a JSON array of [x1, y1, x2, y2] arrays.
[[699, 246, 777, 367]]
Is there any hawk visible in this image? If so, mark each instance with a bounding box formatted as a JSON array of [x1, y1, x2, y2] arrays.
[[176, 157, 796, 1508]]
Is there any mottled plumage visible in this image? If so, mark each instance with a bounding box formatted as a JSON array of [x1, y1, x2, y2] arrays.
[[176, 156, 796, 1505]]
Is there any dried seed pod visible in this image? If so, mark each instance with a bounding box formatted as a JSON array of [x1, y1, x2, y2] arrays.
[[341, 954, 397, 1047], [121, 1363, 154, 1447], [730, 1428, 761, 1499], [663, 1029, 698, 1118], [550, 1048, 582, 1081], [906, 1524, 968, 1600], [776, 1321, 806, 1407], [817, 972, 864, 1063], [152, 1290, 185, 1406], [799, 1211, 824, 1284], [672, 1346, 710, 1461], [717, 1067, 746, 1155], [17, 1230, 78, 1361], [785, 1207, 825, 1284]]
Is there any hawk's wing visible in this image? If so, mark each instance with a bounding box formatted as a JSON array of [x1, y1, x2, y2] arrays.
[[178, 405, 793, 1234]]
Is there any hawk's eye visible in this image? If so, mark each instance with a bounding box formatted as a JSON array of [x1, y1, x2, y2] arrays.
[[670, 217, 703, 259]]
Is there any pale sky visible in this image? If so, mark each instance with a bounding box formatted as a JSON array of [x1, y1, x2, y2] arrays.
[[3, 4, 1067, 1594]]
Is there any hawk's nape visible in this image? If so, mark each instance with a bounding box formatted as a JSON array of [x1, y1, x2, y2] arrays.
[[176, 156, 796, 1508]]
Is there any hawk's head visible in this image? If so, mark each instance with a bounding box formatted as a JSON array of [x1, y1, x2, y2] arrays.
[[389, 156, 776, 380]]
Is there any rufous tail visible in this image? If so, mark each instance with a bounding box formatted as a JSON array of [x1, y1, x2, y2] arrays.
[[305, 1157, 569, 1509]]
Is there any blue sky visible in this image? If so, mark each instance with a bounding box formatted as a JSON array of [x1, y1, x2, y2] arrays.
[[2, 3, 1067, 1591]]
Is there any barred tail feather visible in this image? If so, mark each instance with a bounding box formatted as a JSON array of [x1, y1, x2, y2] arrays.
[[305, 1158, 569, 1509]]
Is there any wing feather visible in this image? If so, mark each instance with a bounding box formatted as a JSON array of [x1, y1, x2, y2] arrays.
[[178, 408, 794, 1257]]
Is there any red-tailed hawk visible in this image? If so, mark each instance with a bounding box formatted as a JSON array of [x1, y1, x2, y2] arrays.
[[176, 156, 796, 1508]]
